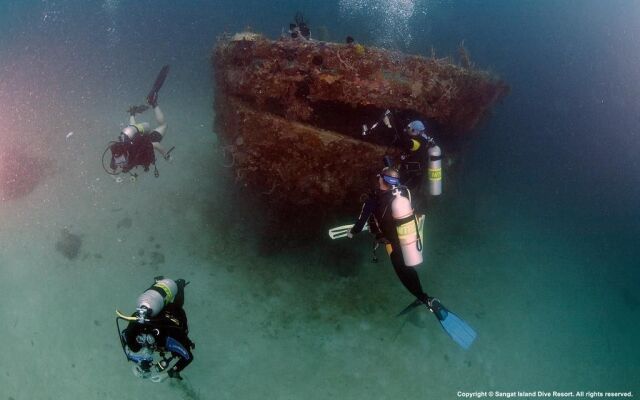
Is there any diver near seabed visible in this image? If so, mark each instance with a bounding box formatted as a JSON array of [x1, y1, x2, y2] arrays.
[[116, 277, 195, 382], [103, 65, 175, 180], [351, 167, 475, 349], [328, 156, 476, 349]]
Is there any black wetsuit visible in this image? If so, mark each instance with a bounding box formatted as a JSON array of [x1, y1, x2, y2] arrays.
[[124, 281, 194, 374], [399, 133, 432, 192], [350, 188, 429, 303]]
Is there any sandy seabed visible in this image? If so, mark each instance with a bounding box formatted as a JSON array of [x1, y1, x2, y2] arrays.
[[1, 92, 638, 400]]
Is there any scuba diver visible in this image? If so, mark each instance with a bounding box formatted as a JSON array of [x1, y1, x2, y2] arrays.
[[116, 277, 195, 382], [104, 65, 174, 179], [344, 165, 476, 349], [398, 120, 440, 194], [347, 167, 430, 302], [289, 12, 310, 39], [362, 111, 442, 205]]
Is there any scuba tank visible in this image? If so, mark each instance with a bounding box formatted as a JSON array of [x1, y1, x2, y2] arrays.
[[391, 188, 423, 267], [135, 278, 178, 319], [428, 145, 442, 196], [115, 276, 187, 382], [120, 122, 150, 143]]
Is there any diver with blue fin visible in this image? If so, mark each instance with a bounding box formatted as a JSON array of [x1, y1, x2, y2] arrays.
[[103, 65, 175, 179], [344, 165, 476, 350], [116, 276, 195, 382]]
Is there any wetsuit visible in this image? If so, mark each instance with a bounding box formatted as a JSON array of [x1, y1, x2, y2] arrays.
[[124, 281, 194, 375], [399, 133, 433, 191], [350, 188, 429, 303]]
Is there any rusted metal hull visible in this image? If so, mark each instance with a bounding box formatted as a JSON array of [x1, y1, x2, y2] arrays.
[[213, 34, 508, 209]]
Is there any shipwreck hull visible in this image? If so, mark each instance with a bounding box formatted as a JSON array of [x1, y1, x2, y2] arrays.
[[216, 96, 394, 207], [213, 34, 508, 209]]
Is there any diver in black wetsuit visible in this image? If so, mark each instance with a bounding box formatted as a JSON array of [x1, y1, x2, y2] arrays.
[[119, 277, 194, 382], [347, 167, 433, 306], [398, 120, 435, 193], [343, 167, 478, 349]]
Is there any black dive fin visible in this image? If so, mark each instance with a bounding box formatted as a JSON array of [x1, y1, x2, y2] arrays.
[[396, 298, 423, 317], [147, 65, 170, 105], [150, 65, 170, 95]]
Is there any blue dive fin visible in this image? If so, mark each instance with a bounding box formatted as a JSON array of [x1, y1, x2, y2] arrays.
[[431, 300, 477, 350]]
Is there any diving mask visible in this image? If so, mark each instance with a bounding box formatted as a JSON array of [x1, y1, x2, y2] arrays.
[[113, 154, 128, 167]]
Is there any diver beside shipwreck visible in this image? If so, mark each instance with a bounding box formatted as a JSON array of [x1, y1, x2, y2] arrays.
[[212, 31, 509, 211]]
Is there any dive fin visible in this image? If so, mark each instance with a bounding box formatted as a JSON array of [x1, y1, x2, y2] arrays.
[[147, 65, 170, 106], [328, 223, 369, 239], [429, 299, 477, 350], [166, 336, 190, 360], [396, 298, 423, 317]]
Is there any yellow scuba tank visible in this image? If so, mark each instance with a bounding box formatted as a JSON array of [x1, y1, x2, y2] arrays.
[[428, 145, 442, 196], [391, 188, 423, 267]]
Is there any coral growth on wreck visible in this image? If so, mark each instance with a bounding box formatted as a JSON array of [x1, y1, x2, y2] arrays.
[[212, 34, 508, 209]]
